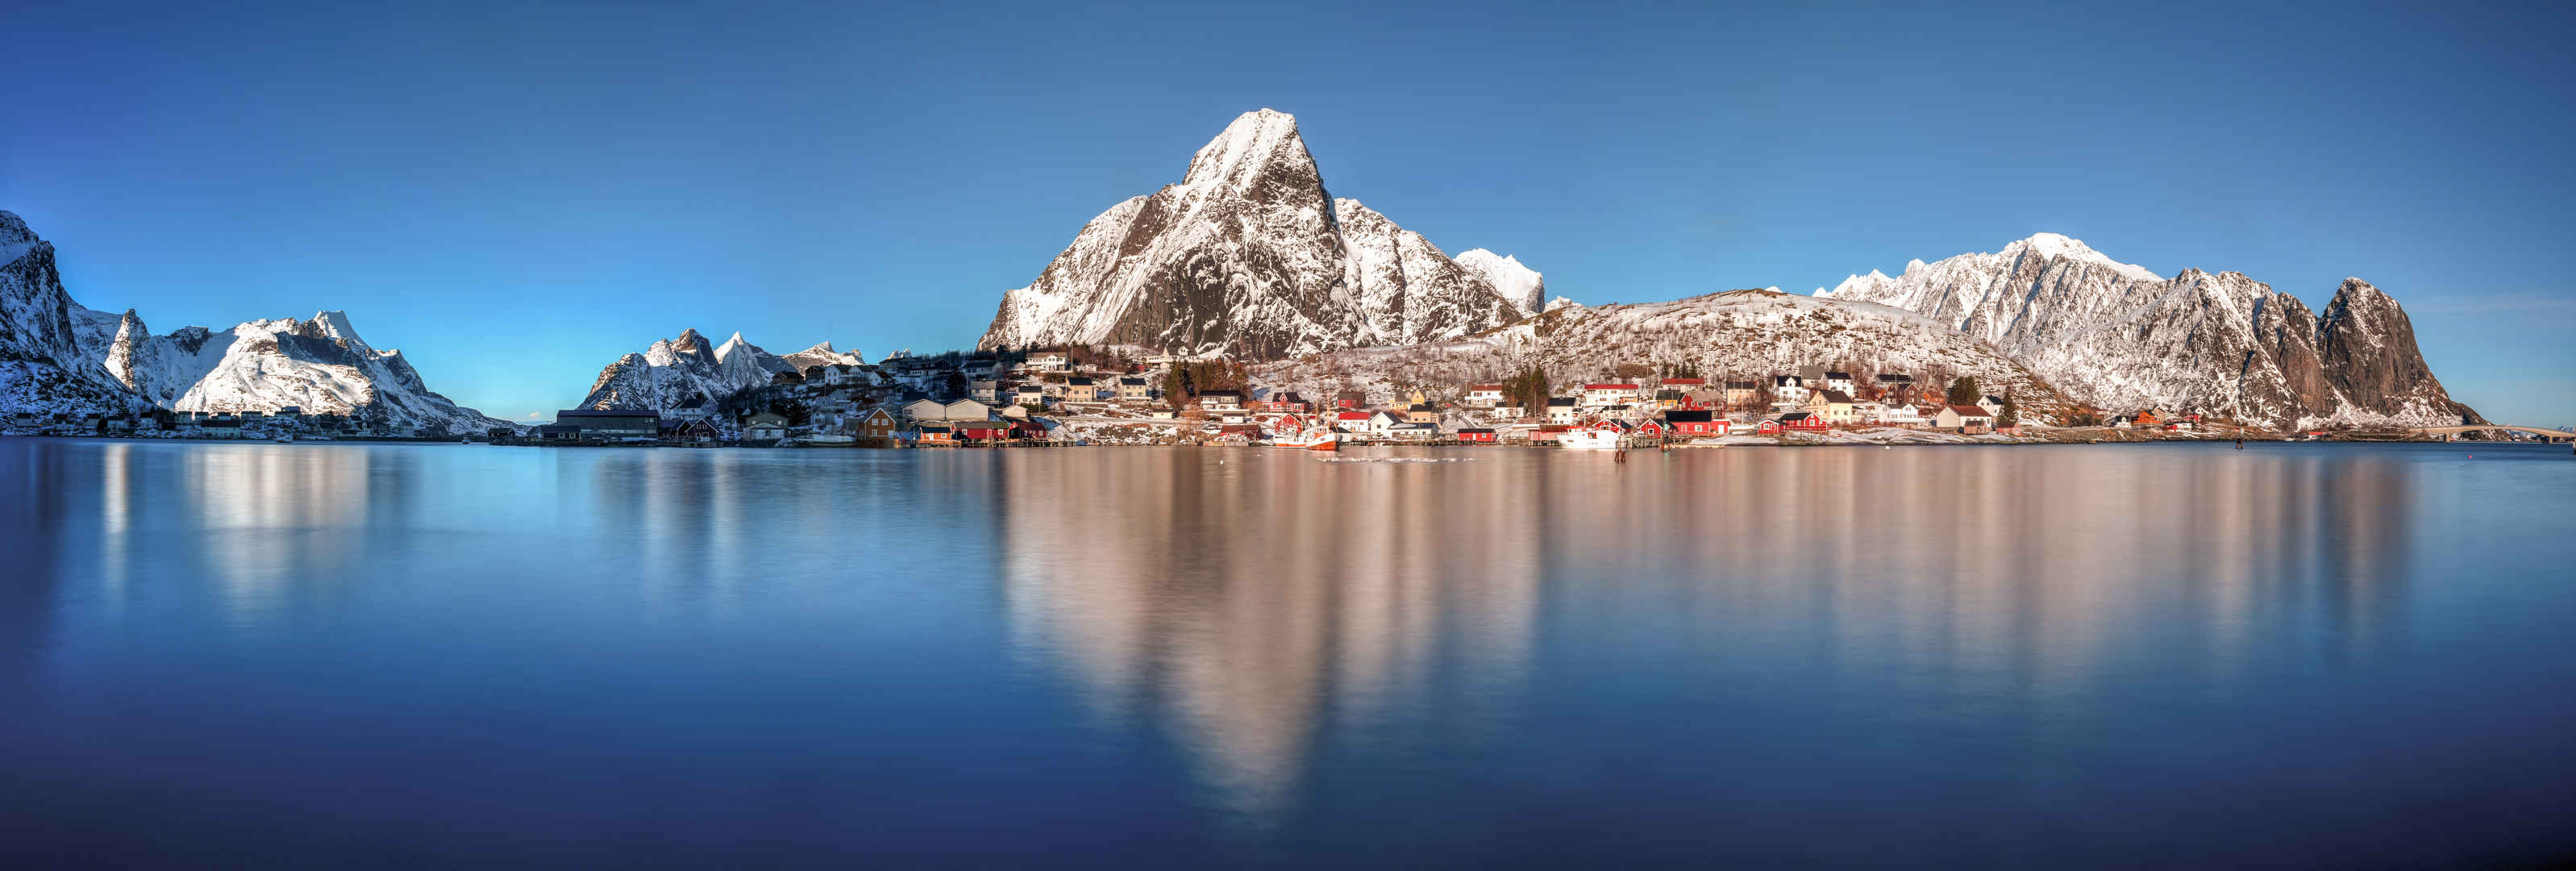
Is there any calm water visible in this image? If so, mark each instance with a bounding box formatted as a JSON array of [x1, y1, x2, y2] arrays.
[[3, 438, 2574, 866]]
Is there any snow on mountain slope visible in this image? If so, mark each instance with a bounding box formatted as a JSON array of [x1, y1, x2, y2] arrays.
[[781, 341, 865, 371], [1454, 248, 1545, 316], [1257, 289, 2072, 420], [578, 329, 857, 410], [980, 110, 1528, 357], [0, 210, 509, 429], [1817, 233, 2479, 428]]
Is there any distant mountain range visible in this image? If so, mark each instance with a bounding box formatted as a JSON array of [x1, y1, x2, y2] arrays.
[[8, 110, 2484, 433], [1816, 233, 2478, 428], [576, 329, 863, 410], [0, 210, 508, 431], [979, 109, 1539, 357]]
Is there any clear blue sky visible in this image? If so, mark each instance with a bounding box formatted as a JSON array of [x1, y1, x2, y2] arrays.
[[6, 2, 2572, 424]]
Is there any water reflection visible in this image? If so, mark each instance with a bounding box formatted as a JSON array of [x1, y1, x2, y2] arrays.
[[999, 451, 1541, 817], [6, 439, 2558, 867], [997, 445, 2421, 822]]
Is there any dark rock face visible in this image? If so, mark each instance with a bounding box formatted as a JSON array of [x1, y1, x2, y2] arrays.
[[980, 110, 1524, 358], [2317, 279, 2483, 423]]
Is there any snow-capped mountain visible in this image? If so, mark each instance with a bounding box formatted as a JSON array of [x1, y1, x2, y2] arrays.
[[578, 330, 862, 410], [1817, 233, 2479, 428], [1257, 289, 2074, 420], [0, 210, 506, 430], [1454, 248, 1545, 316], [980, 109, 1529, 358]]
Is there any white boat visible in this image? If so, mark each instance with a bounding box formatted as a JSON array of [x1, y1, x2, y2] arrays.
[[1276, 429, 1339, 452], [1560, 428, 1621, 450]]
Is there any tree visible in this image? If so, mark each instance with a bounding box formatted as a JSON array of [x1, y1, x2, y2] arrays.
[[1947, 375, 1981, 406], [1996, 389, 2020, 428], [1503, 365, 1550, 413], [1163, 365, 1188, 410]]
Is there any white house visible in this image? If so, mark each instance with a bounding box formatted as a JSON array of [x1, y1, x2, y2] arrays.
[[1772, 375, 1808, 403], [1546, 397, 1579, 425], [1197, 390, 1245, 411], [1580, 383, 1641, 406], [1367, 410, 1404, 435], [1463, 385, 1505, 407], [1020, 351, 1069, 372], [1978, 394, 2005, 417], [1388, 422, 1440, 440], [1823, 371, 1855, 395]]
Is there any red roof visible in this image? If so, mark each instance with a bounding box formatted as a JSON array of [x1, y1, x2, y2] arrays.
[[1583, 383, 1640, 390], [1947, 405, 1991, 417], [1467, 384, 1504, 391], [1336, 410, 1370, 421]]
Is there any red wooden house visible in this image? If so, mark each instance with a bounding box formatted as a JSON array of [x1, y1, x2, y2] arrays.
[[1776, 412, 1828, 432], [1663, 409, 1729, 436], [954, 422, 1007, 443], [1455, 427, 1496, 444]]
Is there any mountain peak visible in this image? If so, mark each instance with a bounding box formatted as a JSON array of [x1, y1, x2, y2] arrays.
[[1182, 108, 1313, 189], [0, 210, 35, 246], [2000, 232, 2161, 281]]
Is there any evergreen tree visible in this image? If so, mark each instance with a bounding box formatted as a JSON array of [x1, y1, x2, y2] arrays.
[[1997, 389, 2020, 428], [1946, 375, 1981, 406]]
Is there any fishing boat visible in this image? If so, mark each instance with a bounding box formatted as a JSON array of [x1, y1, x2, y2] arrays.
[[1276, 428, 1340, 452], [1560, 428, 1621, 450]]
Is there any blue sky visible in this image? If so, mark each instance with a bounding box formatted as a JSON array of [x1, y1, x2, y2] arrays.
[[6, 2, 2572, 424]]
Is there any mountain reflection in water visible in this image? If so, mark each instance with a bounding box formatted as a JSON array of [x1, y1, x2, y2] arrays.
[[2, 439, 2568, 867]]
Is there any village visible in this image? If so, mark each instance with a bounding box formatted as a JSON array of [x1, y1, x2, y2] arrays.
[[509, 346, 2255, 448]]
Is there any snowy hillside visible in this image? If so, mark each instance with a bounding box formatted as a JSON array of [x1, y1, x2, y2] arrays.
[[1817, 233, 2479, 428], [1257, 290, 2073, 420], [979, 110, 1529, 357]]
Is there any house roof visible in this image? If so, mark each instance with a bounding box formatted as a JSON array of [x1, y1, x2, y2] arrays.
[[1774, 375, 1801, 385], [1467, 384, 1504, 391], [1408, 402, 1436, 412], [1546, 397, 1576, 406], [1456, 427, 1495, 434], [1825, 371, 1852, 379], [1118, 377, 1147, 385], [1661, 377, 1706, 385], [1817, 390, 1855, 403], [1876, 373, 1913, 381], [1725, 381, 1758, 390], [1779, 412, 1817, 423], [1199, 390, 1244, 398], [1946, 405, 1991, 417], [1336, 410, 1370, 420], [1665, 410, 1716, 423], [1583, 383, 1639, 390]]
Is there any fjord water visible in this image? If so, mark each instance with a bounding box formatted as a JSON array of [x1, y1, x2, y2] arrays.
[[3, 440, 2573, 866]]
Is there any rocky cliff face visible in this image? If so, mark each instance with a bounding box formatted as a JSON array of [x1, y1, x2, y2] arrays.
[[0, 210, 509, 430], [1817, 234, 2479, 427], [578, 329, 857, 410], [980, 110, 1531, 358]]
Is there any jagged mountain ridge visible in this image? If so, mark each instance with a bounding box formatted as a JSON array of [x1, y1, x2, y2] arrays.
[[577, 330, 863, 410], [1257, 290, 2075, 420], [0, 210, 506, 430], [980, 110, 1535, 358], [1817, 233, 2479, 428]]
